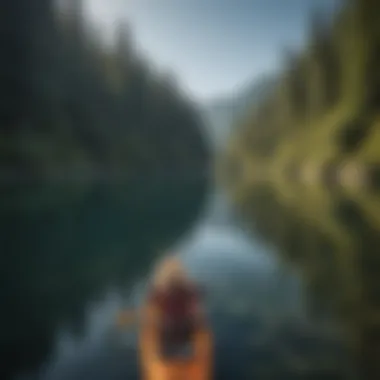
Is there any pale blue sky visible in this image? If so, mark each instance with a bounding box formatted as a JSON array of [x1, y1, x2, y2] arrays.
[[86, 0, 342, 102]]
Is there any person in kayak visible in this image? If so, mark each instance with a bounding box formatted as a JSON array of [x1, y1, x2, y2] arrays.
[[148, 256, 205, 347]]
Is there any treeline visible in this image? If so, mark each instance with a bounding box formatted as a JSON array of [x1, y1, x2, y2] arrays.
[[223, 0, 380, 190], [219, 0, 380, 377], [0, 0, 209, 181]]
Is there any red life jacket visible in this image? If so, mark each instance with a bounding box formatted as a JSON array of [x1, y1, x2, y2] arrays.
[[150, 283, 199, 321]]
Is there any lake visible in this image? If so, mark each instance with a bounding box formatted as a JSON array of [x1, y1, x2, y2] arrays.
[[3, 179, 375, 380]]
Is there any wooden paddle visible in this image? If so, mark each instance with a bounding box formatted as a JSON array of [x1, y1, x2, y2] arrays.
[[116, 309, 139, 329]]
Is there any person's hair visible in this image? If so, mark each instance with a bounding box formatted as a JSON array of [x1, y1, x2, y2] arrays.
[[152, 254, 190, 290]]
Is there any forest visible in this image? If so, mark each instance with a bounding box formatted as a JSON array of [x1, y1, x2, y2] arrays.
[[0, 0, 209, 183], [220, 0, 380, 378], [0, 1, 210, 378], [221, 0, 380, 193]]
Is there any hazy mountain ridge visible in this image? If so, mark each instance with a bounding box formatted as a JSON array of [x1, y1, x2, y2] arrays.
[[203, 75, 277, 149]]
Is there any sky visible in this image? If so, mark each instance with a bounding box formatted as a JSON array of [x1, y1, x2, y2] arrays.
[[85, 0, 342, 102]]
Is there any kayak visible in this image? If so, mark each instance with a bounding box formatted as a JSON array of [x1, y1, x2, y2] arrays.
[[116, 255, 213, 379], [139, 300, 213, 380]]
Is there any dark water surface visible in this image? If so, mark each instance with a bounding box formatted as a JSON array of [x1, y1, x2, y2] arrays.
[[3, 180, 376, 379], [1, 179, 206, 380]]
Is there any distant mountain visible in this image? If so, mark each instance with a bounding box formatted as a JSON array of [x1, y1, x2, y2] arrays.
[[202, 75, 277, 149]]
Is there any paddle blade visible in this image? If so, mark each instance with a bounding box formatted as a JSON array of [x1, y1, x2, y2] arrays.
[[116, 310, 137, 329]]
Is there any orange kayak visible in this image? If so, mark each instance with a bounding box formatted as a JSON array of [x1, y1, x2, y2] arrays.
[[139, 302, 213, 380]]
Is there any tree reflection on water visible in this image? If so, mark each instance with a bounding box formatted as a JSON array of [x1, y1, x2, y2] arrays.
[[238, 183, 380, 379]]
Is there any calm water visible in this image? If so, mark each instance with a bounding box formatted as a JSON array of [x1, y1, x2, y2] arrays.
[[3, 180, 377, 379]]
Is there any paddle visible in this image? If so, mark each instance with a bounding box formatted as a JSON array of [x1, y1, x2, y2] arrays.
[[116, 309, 139, 329]]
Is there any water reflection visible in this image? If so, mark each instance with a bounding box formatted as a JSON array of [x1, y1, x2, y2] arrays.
[[1, 179, 207, 380], [18, 189, 350, 380], [4, 180, 361, 380], [37, 210, 305, 380], [238, 183, 380, 379]]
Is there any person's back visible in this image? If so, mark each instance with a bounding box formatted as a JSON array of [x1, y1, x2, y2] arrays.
[[151, 279, 199, 319], [149, 277, 203, 346]]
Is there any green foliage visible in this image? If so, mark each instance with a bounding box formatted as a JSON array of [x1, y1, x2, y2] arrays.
[[220, 1, 380, 377], [0, 0, 209, 181], [222, 0, 380, 190]]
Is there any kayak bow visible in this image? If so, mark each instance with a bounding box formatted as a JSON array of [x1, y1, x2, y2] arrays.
[[139, 301, 213, 380]]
